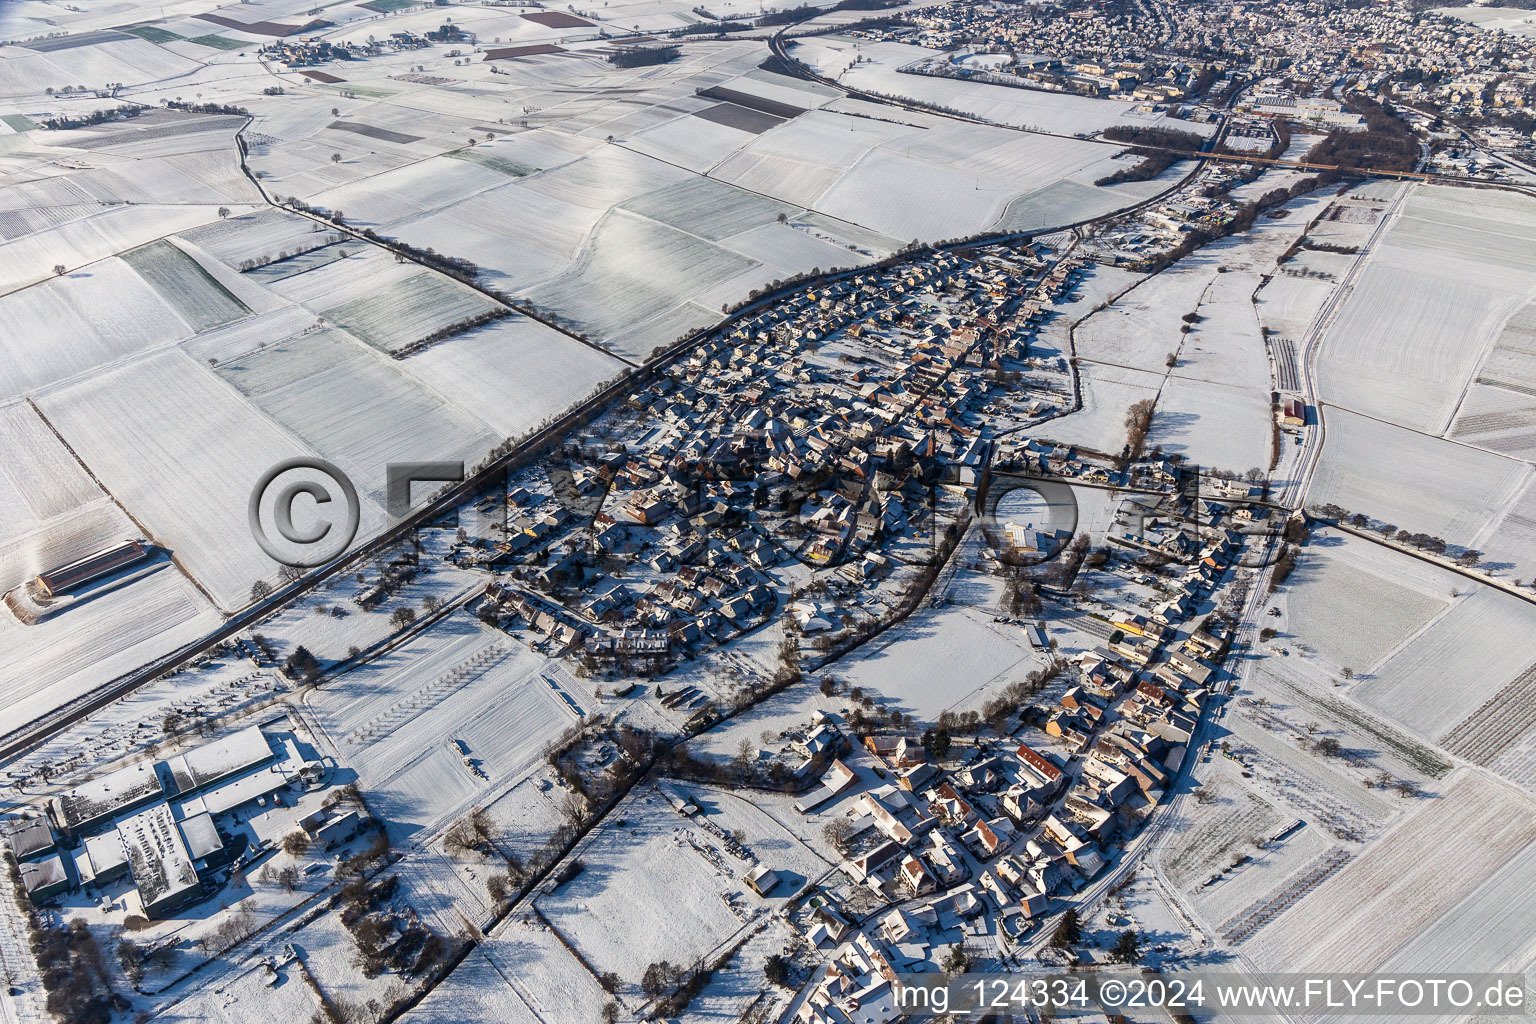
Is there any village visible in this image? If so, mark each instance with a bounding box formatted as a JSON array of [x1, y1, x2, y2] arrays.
[[0, 218, 1286, 1021], [461, 239, 1087, 679]]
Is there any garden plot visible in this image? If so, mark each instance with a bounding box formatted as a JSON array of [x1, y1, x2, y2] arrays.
[[121, 238, 252, 332], [398, 315, 623, 438], [1247, 772, 1536, 973], [528, 210, 756, 353], [1191, 817, 1334, 940], [310, 625, 573, 839], [1146, 377, 1272, 474], [1222, 706, 1399, 839], [36, 349, 334, 610], [536, 783, 757, 986], [1279, 535, 1450, 675], [1317, 186, 1536, 434], [1162, 788, 1286, 892], [839, 601, 1050, 722], [0, 257, 193, 398], [215, 328, 500, 509], [158, 953, 327, 1024], [1307, 407, 1531, 548]]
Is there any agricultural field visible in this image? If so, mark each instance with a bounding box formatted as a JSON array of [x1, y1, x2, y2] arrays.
[[1041, 361, 1163, 456], [1246, 772, 1536, 974], [397, 315, 625, 438], [0, 400, 114, 579], [528, 210, 757, 358], [121, 238, 252, 332], [1351, 586, 1536, 743], [789, 36, 1214, 137], [0, 565, 220, 731], [317, 271, 501, 354], [1145, 376, 1273, 474], [1316, 185, 1536, 435], [1449, 298, 1536, 459], [1307, 407, 1531, 548], [0, 258, 196, 397], [535, 779, 823, 990], [35, 349, 344, 610], [404, 914, 609, 1024], [1277, 532, 1452, 675]]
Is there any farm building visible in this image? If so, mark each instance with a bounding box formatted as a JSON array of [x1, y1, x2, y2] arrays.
[[1280, 398, 1306, 427], [743, 864, 781, 896], [33, 540, 152, 598]]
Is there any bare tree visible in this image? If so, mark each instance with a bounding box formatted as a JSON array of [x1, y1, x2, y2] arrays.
[[822, 818, 854, 856]]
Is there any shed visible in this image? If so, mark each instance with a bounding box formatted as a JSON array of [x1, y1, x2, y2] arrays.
[[743, 864, 780, 896]]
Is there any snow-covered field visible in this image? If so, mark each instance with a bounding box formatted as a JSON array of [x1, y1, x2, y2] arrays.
[[1354, 586, 1536, 743], [839, 600, 1050, 721], [308, 623, 577, 841], [535, 779, 823, 992], [1279, 533, 1452, 675], [0, 564, 220, 729], [35, 349, 332, 609], [215, 327, 501, 509], [1146, 376, 1273, 475], [1247, 772, 1536, 973], [398, 315, 625, 437], [789, 37, 1213, 137], [1316, 185, 1536, 435], [1307, 407, 1531, 548]]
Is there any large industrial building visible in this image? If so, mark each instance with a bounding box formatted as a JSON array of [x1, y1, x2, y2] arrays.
[[19, 724, 315, 917]]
